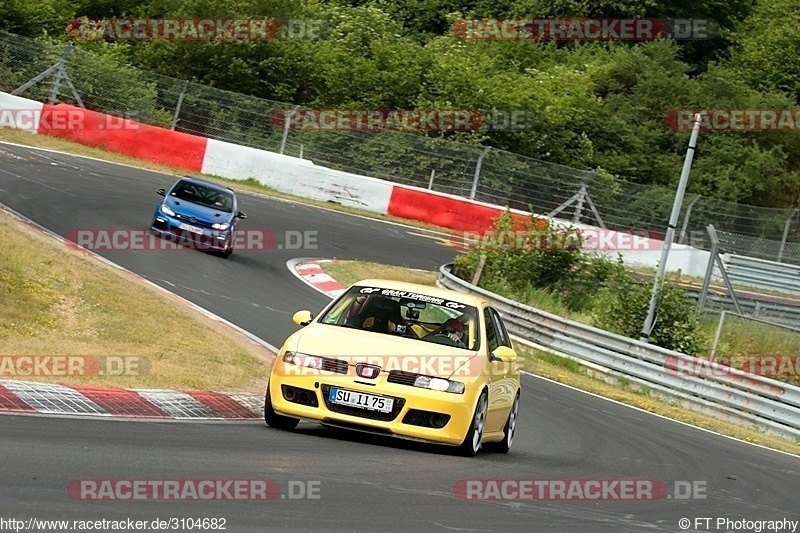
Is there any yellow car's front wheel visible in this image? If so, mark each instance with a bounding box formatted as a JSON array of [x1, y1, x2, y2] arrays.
[[264, 383, 299, 430], [458, 391, 488, 457], [486, 391, 520, 454]]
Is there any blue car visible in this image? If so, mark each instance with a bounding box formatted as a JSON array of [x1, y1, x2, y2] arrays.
[[150, 177, 247, 258]]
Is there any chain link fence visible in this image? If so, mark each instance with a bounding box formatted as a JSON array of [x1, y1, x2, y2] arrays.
[[2, 30, 800, 263]]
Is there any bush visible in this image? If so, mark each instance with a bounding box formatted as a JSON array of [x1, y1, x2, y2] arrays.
[[592, 272, 704, 354], [453, 209, 704, 353], [453, 209, 625, 313]]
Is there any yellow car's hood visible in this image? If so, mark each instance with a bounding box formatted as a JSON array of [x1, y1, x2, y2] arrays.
[[283, 323, 482, 379], [290, 323, 477, 358]]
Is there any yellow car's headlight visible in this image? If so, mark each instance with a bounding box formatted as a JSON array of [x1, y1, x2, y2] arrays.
[[282, 351, 348, 374], [283, 351, 323, 369], [413, 375, 465, 394]]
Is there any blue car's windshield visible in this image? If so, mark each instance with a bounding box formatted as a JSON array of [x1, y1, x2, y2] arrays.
[[171, 181, 233, 212]]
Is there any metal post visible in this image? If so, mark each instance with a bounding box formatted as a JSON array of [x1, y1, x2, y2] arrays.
[[641, 112, 703, 342], [679, 194, 701, 244], [697, 224, 720, 318], [469, 146, 491, 200], [280, 105, 300, 155], [13, 43, 83, 107], [710, 310, 726, 360], [471, 254, 487, 286], [777, 208, 798, 262], [170, 80, 189, 131], [428, 169, 435, 190], [573, 182, 587, 224], [714, 252, 743, 315], [48, 44, 75, 104]]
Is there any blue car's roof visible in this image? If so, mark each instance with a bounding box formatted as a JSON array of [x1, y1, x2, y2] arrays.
[[173, 176, 235, 195]]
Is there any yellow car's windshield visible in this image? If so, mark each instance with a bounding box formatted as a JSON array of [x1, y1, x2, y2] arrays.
[[319, 285, 480, 351]]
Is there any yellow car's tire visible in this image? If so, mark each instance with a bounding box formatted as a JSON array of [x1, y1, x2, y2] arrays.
[[458, 391, 488, 457], [264, 383, 300, 430], [486, 391, 519, 454]]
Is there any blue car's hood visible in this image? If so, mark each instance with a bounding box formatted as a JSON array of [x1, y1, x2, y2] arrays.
[[164, 197, 232, 223]]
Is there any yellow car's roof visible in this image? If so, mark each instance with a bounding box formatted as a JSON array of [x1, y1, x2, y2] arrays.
[[349, 279, 487, 307]]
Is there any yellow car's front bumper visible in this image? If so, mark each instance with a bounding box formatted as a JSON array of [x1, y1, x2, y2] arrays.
[[268, 370, 484, 446]]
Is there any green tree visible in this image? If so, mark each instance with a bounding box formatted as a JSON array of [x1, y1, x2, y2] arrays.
[[728, 0, 800, 104]]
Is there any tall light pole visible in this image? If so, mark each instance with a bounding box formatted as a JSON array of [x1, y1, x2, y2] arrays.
[[640, 112, 704, 343]]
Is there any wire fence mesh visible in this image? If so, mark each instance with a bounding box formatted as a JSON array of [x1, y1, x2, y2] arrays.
[[2, 30, 800, 263]]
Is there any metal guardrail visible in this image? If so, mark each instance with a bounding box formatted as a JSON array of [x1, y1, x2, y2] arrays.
[[437, 264, 800, 439], [689, 290, 800, 326], [723, 254, 800, 296]]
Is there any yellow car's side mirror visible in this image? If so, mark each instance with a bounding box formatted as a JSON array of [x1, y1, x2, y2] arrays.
[[490, 345, 517, 363], [292, 310, 313, 326]]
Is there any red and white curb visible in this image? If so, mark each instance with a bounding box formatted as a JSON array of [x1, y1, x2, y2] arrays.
[[288, 258, 346, 299], [0, 380, 263, 420]]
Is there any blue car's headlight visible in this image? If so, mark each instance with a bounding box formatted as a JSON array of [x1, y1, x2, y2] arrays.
[[160, 204, 175, 216], [212, 222, 230, 230]]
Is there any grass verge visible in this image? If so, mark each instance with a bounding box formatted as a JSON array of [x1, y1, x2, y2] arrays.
[[0, 207, 271, 392], [320, 259, 800, 456]]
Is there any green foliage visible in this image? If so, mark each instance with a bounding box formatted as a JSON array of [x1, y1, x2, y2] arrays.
[[454, 209, 626, 312], [2, 0, 799, 210], [454, 210, 704, 353], [729, 0, 800, 104], [592, 271, 704, 354]]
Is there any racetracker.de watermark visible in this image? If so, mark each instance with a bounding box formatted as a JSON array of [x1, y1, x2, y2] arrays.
[[67, 479, 321, 500], [0, 108, 145, 131], [278, 354, 487, 378], [452, 228, 665, 252], [270, 108, 533, 132], [67, 18, 326, 40], [666, 355, 800, 380], [453, 479, 707, 500], [65, 229, 318, 252], [452, 18, 718, 41], [665, 109, 800, 131], [0, 355, 149, 377]]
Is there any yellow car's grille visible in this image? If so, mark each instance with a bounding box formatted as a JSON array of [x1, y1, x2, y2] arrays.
[[386, 370, 418, 386]]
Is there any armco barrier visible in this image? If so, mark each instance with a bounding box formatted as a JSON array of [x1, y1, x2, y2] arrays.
[[722, 254, 800, 296], [437, 263, 800, 439], [203, 138, 394, 214], [0, 90, 717, 275], [39, 103, 207, 172], [387, 184, 531, 234], [0, 92, 44, 133]]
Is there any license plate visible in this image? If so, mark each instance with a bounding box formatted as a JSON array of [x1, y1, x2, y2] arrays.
[[179, 222, 203, 234], [329, 387, 393, 413]]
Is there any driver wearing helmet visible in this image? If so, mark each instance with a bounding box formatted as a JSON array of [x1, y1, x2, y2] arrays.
[[439, 318, 466, 348]]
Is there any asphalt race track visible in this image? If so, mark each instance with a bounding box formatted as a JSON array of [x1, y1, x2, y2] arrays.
[[1, 143, 798, 532]]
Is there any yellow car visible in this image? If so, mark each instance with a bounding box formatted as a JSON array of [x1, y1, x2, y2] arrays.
[[264, 279, 521, 456]]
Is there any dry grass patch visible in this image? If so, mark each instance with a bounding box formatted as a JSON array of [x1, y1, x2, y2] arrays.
[[0, 208, 271, 392], [320, 260, 437, 288]]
